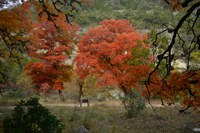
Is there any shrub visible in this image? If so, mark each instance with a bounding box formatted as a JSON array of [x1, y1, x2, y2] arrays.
[[3, 97, 63, 133], [120, 89, 146, 118]]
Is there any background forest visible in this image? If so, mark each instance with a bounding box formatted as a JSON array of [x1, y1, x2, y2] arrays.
[[0, 0, 199, 133], [76, 0, 176, 29]]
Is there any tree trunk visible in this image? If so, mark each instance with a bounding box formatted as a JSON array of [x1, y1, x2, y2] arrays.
[[58, 90, 65, 101], [77, 79, 84, 107], [121, 86, 128, 95], [77, 81, 83, 99]]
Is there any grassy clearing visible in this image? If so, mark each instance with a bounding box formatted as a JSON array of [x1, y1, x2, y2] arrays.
[[0, 97, 21, 106], [48, 105, 199, 133], [1, 100, 199, 133]]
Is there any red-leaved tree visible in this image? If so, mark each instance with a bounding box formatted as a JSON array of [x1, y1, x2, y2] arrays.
[[26, 20, 79, 94], [74, 19, 152, 94], [150, 70, 200, 111]]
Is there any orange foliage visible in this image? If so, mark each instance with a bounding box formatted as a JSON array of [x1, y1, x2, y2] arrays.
[[166, 70, 200, 109], [146, 69, 200, 109], [162, 0, 182, 11], [0, 0, 88, 92], [0, 1, 32, 31], [26, 20, 79, 92], [0, 2, 33, 64], [74, 19, 152, 93]]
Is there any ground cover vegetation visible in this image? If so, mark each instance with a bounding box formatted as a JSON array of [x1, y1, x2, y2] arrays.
[[0, 101, 200, 133], [0, 0, 199, 132]]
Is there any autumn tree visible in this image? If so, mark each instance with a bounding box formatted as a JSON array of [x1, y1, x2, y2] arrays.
[[74, 19, 152, 94], [0, 0, 92, 24], [0, 1, 32, 64], [0, 1, 34, 96], [0, 0, 91, 65], [147, 0, 200, 111], [26, 20, 79, 94], [0, 0, 85, 95]]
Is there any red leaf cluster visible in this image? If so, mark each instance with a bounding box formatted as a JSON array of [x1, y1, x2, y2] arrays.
[[26, 20, 79, 92], [145, 70, 200, 109], [74, 19, 152, 93]]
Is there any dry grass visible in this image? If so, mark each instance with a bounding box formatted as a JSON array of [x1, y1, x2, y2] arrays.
[[0, 100, 199, 133], [50, 105, 199, 133]]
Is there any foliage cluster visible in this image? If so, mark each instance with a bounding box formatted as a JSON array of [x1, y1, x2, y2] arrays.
[[74, 19, 152, 94], [0, 58, 33, 97], [75, 0, 180, 29], [0, 0, 83, 95], [120, 89, 146, 118], [26, 20, 79, 92], [3, 97, 63, 133]]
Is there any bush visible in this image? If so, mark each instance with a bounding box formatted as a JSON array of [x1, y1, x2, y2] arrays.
[[120, 89, 146, 118], [3, 97, 63, 133]]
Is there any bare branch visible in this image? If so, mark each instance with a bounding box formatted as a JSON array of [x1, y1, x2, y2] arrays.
[[148, 1, 200, 82]]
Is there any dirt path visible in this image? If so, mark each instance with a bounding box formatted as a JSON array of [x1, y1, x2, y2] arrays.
[[0, 100, 176, 109], [41, 100, 169, 107]]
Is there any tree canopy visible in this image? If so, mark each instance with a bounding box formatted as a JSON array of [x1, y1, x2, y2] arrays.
[[26, 20, 79, 92], [0, 0, 83, 92], [74, 19, 152, 94]]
